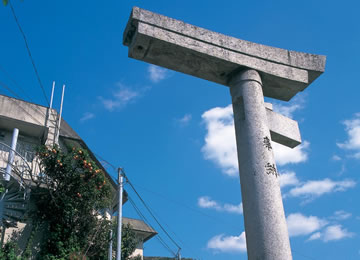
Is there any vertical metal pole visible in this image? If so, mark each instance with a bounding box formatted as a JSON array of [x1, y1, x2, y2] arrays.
[[49, 81, 55, 110], [5, 128, 19, 181], [116, 169, 124, 260], [55, 84, 65, 144], [0, 225, 6, 247], [229, 69, 292, 260], [108, 226, 113, 260]]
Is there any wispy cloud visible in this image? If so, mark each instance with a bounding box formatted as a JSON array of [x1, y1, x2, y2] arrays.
[[279, 171, 300, 188], [337, 113, 360, 158], [175, 114, 192, 126], [80, 112, 95, 122], [198, 196, 243, 214], [332, 155, 342, 161], [98, 83, 142, 111], [330, 210, 352, 221], [287, 178, 356, 199], [207, 232, 246, 253], [272, 94, 306, 119], [308, 225, 354, 242], [148, 65, 168, 83], [201, 105, 309, 176], [286, 213, 328, 237]]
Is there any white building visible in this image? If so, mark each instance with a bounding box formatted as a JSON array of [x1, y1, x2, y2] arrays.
[[0, 94, 157, 259]]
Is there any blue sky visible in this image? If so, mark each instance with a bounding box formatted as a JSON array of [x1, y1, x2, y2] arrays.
[[1, 0, 360, 259]]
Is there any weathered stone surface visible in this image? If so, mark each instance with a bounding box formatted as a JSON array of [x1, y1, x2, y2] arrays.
[[230, 70, 292, 259], [123, 7, 326, 101], [266, 105, 301, 148]]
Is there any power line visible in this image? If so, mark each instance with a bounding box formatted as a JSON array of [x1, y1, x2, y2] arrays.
[[128, 196, 177, 257], [0, 80, 58, 129], [9, 0, 50, 106], [122, 169, 182, 251], [132, 183, 242, 230], [0, 64, 34, 103]]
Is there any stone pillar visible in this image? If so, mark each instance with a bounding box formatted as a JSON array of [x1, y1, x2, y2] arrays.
[[229, 69, 292, 260]]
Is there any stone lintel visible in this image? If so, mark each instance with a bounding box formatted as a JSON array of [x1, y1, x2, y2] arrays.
[[123, 7, 326, 101]]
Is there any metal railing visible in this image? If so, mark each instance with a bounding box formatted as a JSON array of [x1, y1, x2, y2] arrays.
[[0, 141, 41, 185]]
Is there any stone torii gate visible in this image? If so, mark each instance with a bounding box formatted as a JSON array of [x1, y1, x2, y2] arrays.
[[123, 7, 326, 260]]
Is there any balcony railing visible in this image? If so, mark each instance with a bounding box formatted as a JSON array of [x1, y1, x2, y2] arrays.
[[0, 141, 42, 185]]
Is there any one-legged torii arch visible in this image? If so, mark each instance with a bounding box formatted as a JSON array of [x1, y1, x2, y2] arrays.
[[123, 7, 326, 260]]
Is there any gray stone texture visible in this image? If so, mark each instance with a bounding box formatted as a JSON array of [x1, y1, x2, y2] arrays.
[[230, 70, 292, 260], [123, 7, 326, 101], [266, 106, 301, 148]]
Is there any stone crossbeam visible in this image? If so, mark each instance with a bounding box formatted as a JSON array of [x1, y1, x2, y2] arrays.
[[265, 103, 301, 148], [123, 7, 326, 101]]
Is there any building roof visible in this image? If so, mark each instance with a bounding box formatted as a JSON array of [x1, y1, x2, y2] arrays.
[[0, 94, 120, 191], [123, 217, 157, 242]]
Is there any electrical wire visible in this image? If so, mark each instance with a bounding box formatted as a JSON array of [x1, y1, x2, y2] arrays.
[[128, 196, 177, 257], [0, 64, 34, 103], [8, 0, 50, 106], [0, 80, 58, 129], [122, 169, 182, 251]]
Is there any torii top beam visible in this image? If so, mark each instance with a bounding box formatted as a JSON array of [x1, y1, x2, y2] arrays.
[[123, 7, 326, 101]]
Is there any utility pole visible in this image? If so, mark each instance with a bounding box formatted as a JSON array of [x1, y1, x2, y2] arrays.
[[108, 211, 113, 260], [116, 168, 124, 260]]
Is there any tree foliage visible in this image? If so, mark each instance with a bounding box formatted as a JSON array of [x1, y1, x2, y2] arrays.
[[33, 145, 113, 259], [0, 145, 140, 259]]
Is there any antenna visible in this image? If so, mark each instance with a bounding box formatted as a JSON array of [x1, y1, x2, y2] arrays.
[[55, 84, 65, 144]]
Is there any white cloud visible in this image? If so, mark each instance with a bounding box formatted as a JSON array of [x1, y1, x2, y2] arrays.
[[287, 178, 356, 198], [198, 196, 243, 214], [198, 196, 219, 209], [80, 112, 95, 122], [201, 105, 238, 176], [99, 84, 140, 111], [176, 114, 192, 126], [353, 152, 360, 159], [279, 171, 299, 188], [331, 210, 352, 221], [148, 65, 168, 83], [309, 225, 354, 242], [286, 213, 327, 237], [207, 232, 246, 253], [272, 94, 305, 119], [337, 114, 360, 159], [308, 232, 321, 241], [201, 105, 309, 176], [273, 141, 309, 166], [272, 103, 302, 119], [332, 155, 342, 161], [223, 203, 243, 214]]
